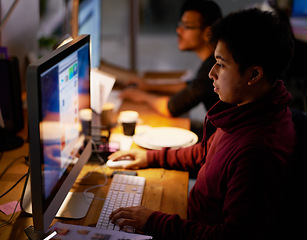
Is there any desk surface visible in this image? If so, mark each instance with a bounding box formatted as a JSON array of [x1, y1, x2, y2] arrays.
[[0, 101, 190, 240]]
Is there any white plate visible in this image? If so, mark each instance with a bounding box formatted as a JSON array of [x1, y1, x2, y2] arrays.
[[133, 127, 198, 150]]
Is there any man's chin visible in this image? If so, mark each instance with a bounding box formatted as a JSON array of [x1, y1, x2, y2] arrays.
[[178, 46, 193, 52]]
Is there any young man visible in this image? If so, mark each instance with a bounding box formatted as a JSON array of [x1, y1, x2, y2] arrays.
[[108, 9, 297, 239], [119, 0, 222, 117]]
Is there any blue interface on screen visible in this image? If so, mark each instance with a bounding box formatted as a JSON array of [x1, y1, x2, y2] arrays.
[[39, 43, 90, 202], [292, 0, 307, 17]]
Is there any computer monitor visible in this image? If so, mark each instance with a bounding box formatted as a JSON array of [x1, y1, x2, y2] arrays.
[[78, 0, 101, 68], [21, 34, 93, 237], [292, 0, 307, 17]]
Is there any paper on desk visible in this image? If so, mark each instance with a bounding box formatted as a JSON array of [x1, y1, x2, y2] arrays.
[[106, 90, 123, 113], [49, 222, 152, 240], [0, 201, 21, 215], [91, 68, 116, 114]]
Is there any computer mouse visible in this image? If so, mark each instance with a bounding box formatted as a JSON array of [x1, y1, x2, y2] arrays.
[[106, 159, 133, 168]]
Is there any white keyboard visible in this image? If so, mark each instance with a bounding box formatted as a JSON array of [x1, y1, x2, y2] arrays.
[[96, 174, 146, 232]]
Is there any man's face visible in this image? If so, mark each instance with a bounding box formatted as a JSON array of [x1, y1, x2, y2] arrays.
[[176, 10, 206, 51], [209, 41, 251, 105]]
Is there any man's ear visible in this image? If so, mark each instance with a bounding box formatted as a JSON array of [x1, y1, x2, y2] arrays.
[[202, 26, 211, 42], [247, 66, 264, 86]]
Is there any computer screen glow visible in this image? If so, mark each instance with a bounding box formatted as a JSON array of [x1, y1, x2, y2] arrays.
[[292, 0, 307, 17], [25, 35, 92, 234]]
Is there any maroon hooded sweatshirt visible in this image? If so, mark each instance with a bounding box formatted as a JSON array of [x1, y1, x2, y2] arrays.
[[144, 80, 297, 240]]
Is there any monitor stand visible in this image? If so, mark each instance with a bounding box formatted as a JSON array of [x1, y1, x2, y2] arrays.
[[21, 173, 94, 219], [24, 225, 57, 240], [55, 191, 94, 219]]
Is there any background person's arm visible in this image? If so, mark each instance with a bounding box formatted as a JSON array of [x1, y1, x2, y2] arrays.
[[120, 88, 172, 117]]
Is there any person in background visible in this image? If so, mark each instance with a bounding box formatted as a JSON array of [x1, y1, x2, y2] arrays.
[[108, 8, 297, 239], [120, 0, 222, 120]]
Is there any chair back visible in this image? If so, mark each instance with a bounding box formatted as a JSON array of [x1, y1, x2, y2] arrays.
[[287, 109, 307, 239]]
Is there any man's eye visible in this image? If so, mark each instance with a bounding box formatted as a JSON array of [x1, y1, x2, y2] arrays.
[[217, 63, 224, 68]]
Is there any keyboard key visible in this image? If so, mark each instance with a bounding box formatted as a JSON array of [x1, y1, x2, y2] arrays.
[[96, 174, 145, 233]]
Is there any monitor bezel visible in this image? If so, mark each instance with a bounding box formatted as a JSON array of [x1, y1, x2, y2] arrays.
[[26, 34, 92, 234]]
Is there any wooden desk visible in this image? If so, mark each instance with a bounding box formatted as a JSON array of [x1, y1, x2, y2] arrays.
[[0, 102, 190, 240]]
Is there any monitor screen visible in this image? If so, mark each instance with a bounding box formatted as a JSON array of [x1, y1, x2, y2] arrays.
[[23, 34, 92, 235], [292, 0, 307, 17], [78, 0, 101, 68]]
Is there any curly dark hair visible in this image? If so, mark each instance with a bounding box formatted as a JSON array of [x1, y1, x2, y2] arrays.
[[180, 0, 222, 28], [210, 8, 294, 84]]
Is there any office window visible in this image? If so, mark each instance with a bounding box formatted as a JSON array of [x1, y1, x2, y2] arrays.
[[101, 0, 130, 69]]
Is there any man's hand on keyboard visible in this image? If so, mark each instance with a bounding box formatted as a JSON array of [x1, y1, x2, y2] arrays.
[[109, 205, 154, 231], [108, 149, 148, 169]]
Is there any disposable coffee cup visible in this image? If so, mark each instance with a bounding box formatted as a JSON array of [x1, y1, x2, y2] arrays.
[[79, 108, 92, 136], [118, 110, 139, 136], [101, 102, 114, 127]]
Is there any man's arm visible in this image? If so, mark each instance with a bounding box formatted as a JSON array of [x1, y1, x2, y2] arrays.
[[116, 149, 288, 240], [140, 81, 187, 94], [120, 88, 172, 117], [128, 70, 187, 94]]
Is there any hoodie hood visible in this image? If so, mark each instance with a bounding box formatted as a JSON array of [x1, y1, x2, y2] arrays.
[[207, 80, 292, 133]]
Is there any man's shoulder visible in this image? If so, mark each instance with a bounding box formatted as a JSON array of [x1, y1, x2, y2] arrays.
[[197, 55, 216, 75]]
